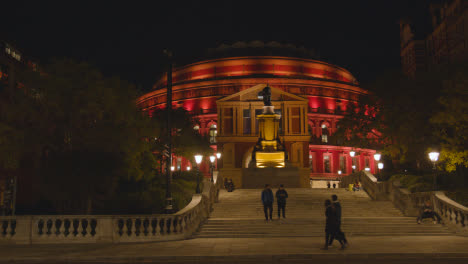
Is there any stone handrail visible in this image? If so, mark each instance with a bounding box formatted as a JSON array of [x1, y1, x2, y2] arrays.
[[433, 191, 468, 235], [340, 170, 468, 235], [339, 170, 387, 200], [0, 175, 222, 244]]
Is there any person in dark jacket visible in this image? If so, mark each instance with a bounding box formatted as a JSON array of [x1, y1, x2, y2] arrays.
[[275, 184, 288, 218], [261, 184, 274, 221], [227, 178, 235, 192], [322, 199, 342, 250], [417, 200, 442, 224], [223, 178, 228, 189], [328, 194, 348, 248]]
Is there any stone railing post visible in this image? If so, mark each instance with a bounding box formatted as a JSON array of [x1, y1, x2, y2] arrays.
[[433, 191, 468, 235]]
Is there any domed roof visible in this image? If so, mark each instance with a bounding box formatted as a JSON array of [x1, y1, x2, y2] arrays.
[[205, 41, 319, 60]]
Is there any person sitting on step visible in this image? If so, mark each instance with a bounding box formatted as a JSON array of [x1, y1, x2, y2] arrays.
[[417, 200, 442, 224], [353, 180, 360, 192]]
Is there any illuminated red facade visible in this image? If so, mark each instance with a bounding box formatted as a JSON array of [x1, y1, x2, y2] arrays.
[[138, 56, 378, 180]]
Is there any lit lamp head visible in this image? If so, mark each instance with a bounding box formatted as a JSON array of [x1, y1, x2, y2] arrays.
[[378, 162, 384, 170], [352, 165, 356, 170], [338, 170, 342, 175], [194, 154, 203, 165], [374, 153, 381, 161], [170, 166, 175, 171], [186, 166, 191, 171], [428, 152, 439, 163], [210, 155, 216, 163], [365, 167, 370, 171], [216, 152, 221, 159], [350, 151, 355, 157]]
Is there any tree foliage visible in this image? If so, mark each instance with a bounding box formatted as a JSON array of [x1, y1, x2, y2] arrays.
[[430, 64, 468, 172], [0, 59, 210, 214], [335, 70, 442, 170]]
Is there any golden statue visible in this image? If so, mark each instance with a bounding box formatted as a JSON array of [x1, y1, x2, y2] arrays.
[[252, 86, 286, 168]]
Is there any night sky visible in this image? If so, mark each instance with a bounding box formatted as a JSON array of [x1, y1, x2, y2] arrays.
[[1, 1, 433, 90]]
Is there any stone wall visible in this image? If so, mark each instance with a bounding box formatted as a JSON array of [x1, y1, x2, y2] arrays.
[[0, 173, 223, 245]]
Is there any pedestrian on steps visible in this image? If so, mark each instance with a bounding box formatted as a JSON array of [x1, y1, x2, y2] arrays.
[[328, 194, 348, 249], [322, 199, 345, 250], [275, 184, 288, 219], [261, 184, 274, 221]]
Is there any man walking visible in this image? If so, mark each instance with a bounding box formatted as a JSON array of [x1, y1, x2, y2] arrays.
[[261, 184, 274, 221], [329, 194, 348, 249], [276, 184, 288, 219]]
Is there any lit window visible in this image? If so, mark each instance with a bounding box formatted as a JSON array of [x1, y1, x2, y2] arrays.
[[209, 124, 217, 144], [324, 155, 331, 173], [321, 134, 328, 143], [321, 124, 328, 143]]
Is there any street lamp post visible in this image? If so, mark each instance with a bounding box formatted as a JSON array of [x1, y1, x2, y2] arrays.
[[378, 162, 384, 180], [429, 151, 439, 191], [194, 154, 203, 194], [164, 49, 173, 214], [374, 153, 381, 179], [209, 155, 216, 182]]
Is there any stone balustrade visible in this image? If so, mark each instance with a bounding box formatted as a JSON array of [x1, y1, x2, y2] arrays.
[[0, 175, 223, 244], [433, 191, 468, 235], [340, 170, 468, 235]]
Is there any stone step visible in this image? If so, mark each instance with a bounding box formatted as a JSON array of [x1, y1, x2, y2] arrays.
[[196, 188, 454, 238], [194, 232, 453, 238]]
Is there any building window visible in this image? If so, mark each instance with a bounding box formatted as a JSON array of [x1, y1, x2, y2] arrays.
[[291, 107, 301, 134], [324, 154, 331, 173], [176, 157, 182, 171], [321, 124, 328, 143], [309, 152, 316, 173], [223, 108, 233, 134], [209, 124, 217, 144], [339, 155, 347, 174], [243, 109, 251, 135], [352, 157, 358, 172]]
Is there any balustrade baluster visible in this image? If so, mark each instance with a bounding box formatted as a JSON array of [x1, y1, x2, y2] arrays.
[[76, 219, 83, 237], [450, 208, 456, 225], [180, 216, 186, 233], [155, 218, 161, 236], [127, 219, 134, 237], [5, 220, 12, 238], [58, 219, 65, 238], [121, 219, 128, 237], [174, 217, 179, 233], [166, 217, 174, 234]]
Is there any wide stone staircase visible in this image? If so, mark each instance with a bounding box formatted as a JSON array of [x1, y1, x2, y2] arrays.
[[194, 188, 452, 238]]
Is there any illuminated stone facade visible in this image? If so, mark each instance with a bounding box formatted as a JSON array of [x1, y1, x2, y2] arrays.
[[138, 56, 378, 187]]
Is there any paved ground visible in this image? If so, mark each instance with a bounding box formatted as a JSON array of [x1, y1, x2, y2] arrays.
[[2, 235, 468, 263]]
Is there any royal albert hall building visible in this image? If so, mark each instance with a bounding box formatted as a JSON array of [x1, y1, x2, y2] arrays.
[[137, 43, 378, 187]]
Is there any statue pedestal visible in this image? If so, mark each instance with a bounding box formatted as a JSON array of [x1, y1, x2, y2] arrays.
[[242, 167, 301, 188], [252, 105, 286, 168]]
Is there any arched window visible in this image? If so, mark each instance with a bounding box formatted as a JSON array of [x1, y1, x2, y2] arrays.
[[209, 123, 217, 144], [321, 124, 328, 143]]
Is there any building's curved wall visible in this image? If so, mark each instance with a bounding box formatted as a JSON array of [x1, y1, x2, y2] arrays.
[[138, 56, 377, 178]]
